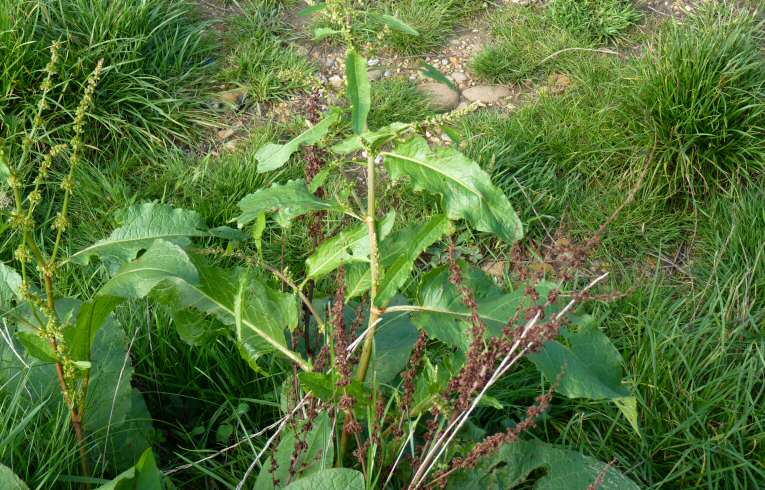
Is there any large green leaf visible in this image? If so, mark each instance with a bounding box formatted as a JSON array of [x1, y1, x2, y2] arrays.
[[411, 264, 550, 351], [95, 448, 162, 490], [372, 304, 420, 384], [345, 214, 451, 306], [236, 179, 341, 228], [256, 111, 340, 173], [66, 296, 123, 362], [85, 317, 154, 472], [448, 439, 639, 490], [70, 202, 209, 270], [528, 316, 639, 433], [383, 137, 523, 243], [99, 240, 307, 369], [97, 240, 198, 299], [0, 465, 29, 490], [255, 413, 334, 489], [305, 211, 395, 281], [371, 13, 419, 36], [346, 50, 370, 134], [285, 469, 364, 490], [0, 262, 21, 310]]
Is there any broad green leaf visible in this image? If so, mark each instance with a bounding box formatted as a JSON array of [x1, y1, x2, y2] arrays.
[[256, 112, 340, 172], [15, 330, 56, 363], [448, 439, 639, 490], [0, 300, 154, 473], [0, 465, 29, 490], [98, 240, 198, 299], [383, 137, 523, 243], [99, 241, 307, 369], [314, 27, 341, 41], [67, 296, 122, 361], [372, 13, 419, 36], [372, 305, 420, 384], [305, 211, 395, 281], [345, 214, 451, 306], [95, 448, 162, 490], [332, 122, 411, 154], [237, 179, 341, 228], [346, 50, 371, 134], [528, 316, 639, 433], [70, 202, 208, 270], [285, 469, 364, 490], [256, 413, 334, 489], [300, 4, 327, 17], [0, 262, 21, 309], [420, 62, 458, 92], [85, 319, 153, 471], [412, 264, 551, 351]]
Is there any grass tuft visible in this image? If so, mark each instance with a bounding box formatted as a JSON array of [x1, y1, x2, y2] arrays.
[[0, 0, 217, 159], [547, 0, 641, 43], [628, 2, 765, 199]]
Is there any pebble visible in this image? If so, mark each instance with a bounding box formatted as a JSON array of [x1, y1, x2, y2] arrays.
[[451, 72, 468, 84], [417, 83, 459, 111], [328, 75, 344, 89], [368, 69, 383, 81], [368, 58, 380, 66], [462, 85, 513, 104]]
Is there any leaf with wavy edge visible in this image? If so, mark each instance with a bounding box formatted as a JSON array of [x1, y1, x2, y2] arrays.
[[305, 211, 395, 281], [236, 179, 341, 228], [345, 214, 452, 306], [255, 111, 340, 172], [98, 240, 308, 370], [383, 136, 523, 243], [70, 202, 209, 270]]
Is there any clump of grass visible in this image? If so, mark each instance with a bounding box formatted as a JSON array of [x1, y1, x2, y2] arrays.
[[628, 2, 765, 199], [367, 78, 435, 129], [471, 5, 591, 84], [0, 0, 216, 158], [223, 0, 315, 103], [547, 0, 641, 43], [380, 0, 486, 54]]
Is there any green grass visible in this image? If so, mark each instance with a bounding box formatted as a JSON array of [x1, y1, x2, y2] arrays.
[[378, 0, 486, 54], [547, 0, 642, 43], [627, 2, 765, 199], [368, 78, 436, 130], [222, 0, 315, 103], [471, 5, 593, 84], [0, 0, 217, 159]]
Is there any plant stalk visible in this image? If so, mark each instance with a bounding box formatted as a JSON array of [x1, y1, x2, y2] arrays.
[[338, 150, 382, 466]]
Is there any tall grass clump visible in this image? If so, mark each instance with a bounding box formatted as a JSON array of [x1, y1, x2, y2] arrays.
[[0, 0, 215, 158], [547, 0, 641, 43], [629, 2, 765, 199]]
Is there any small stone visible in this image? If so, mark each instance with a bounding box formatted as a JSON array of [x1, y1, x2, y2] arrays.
[[451, 72, 468, 83], [383, 70, 392, 77], [217, 128, 235, 140], [368, 69, 383, 81], [217, 88, 247, 107], [368, 58, 380, 67], [417, 83, 459, 111], [462, 85, 513, 104], [328, 75, 344, 89]]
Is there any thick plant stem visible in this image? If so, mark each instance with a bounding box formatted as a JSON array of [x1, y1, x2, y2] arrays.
[[338, 151, 382, 467], [43, 273, 91, 481]]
